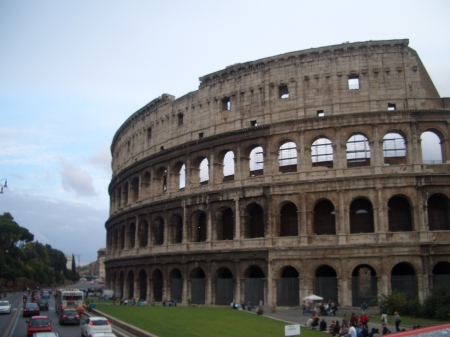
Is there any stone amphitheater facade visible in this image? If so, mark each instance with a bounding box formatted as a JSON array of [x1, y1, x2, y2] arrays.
[[105, 39, 450, 308]]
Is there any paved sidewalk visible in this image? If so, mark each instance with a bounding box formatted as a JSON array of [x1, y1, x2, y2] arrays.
[[263, 307, 401, 334]]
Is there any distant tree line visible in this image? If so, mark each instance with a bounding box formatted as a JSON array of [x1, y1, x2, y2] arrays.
[[0, 212, 79, 289]]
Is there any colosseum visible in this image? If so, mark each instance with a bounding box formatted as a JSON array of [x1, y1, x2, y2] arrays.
[[105, 39, 450, 309]]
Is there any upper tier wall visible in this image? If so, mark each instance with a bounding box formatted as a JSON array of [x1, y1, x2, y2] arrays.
[[111, 39, 443, 176]]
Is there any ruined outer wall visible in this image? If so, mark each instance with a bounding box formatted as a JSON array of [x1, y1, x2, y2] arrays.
[[111, 39, 442, 175]]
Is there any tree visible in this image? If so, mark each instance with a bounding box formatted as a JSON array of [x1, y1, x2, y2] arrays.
[[72, 254, 76, 273]]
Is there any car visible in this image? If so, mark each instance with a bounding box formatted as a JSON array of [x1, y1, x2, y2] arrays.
[[81, 317, 113, 337], [37, 299, 49, 311], [26, 316, 52, 337], [91, 333, 117, 337], [23, 302, 40, 317], [32, 333, 59, 337], [58, 308, 80, 325], [89, 281, 94, 284], [98, 280, 105, 284], [0, 300, 11, 314]]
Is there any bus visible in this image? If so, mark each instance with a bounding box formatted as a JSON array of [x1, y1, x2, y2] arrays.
[[54, 289, 84, 314]]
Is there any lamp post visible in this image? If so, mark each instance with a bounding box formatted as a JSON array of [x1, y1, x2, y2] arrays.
[[0, 179, 7, 194]]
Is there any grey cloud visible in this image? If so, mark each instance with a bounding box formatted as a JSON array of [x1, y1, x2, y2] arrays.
[[59, 158, 97, 196]]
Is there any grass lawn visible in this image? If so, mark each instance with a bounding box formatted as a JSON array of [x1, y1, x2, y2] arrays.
[[95, 304, 328, 337]]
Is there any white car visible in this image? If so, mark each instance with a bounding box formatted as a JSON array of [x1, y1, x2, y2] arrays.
[[0, 300, 11, 314], [32, 333, 59, 337], [91, 333, 117, 337], [81, 317, 113, 337]]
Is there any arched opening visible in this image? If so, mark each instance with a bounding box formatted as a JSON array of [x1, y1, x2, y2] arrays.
[[352, 265, 377, 307], [432, 262, 450, 290], [123, 182, 129, 204], [139, 220, 149, 247], [223, 151, 235, 181], [314, 199, 336, 235], [170, 214, 183, 244], [347, 134, 371, 167], [383, 132, 406, 165], [311, 137, 333, 168], [249, 146, 264, 176], [152, 269, 163, 302], [131, 177, 139, 202], [170, 268, 183, 303], [119, 271, 124, 299], [191, 211, 207, 242], [278, 141, 297, 173], [190, 268, 206, 304], [127, 223, 136, 248], [244, 266, 265, 306], [217, 208, 234, 241], [391, 263, 418, 300], [421, 131, 442, 164], [245, 203, 265, 238], [428, 194, 450, 230], [138, 270, 147, 301], [277, 266, 299, 306], [151, 216, 164, 245], [314, 265, 338, 304], [350, 198, 374, 233], [215, 268, 234, 305], [127, 270, 134, 299], [199, 158, 209, 185], [120, 226, 125, 249], [388, 196, 412, 231], [280, 202, 298, 236]]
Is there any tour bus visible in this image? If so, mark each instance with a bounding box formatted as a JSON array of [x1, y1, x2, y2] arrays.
[[54, 289, 84, 314]]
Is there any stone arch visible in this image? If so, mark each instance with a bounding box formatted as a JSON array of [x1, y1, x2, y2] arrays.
[[169, 213, 183, 244], [277, 266, 299, 306], [279, 201, 298, 236], [278, 140, 298, 173], [222, 150, 235, 181], [249, 145, 264, 176], [127, 222, 136, 248], [191, 210, 207, 242], [190, 267, 206, 304], [169, 268, 183, 303], [351, 264, 377, 307], [388, 195, 412, 232], [120, 225, 126, 249], [314, 265, 338, 304], [119, 271, 124, 299], [383, 132, 406, 165], [131, 176, 139, 202], [172, 161, 186, 190], [313, 199, 336, 235], [215, 267, 234, 305], [244, 203, 265, 238], [152, 269, 163, 302], [432, 261, 450, 291], [349, 197, 374, 233], [139, 219, 149, 247], [215, 206, 234, 241], [428, 193, 450, 230], [126, 270, 134, 299], [391, 262, 418, 300], [421, 129, 444, 164], [138, 269, 147, 301], [155, 167, 167, 193], [244, 265, 265, 306], [311, 137, 333, 168], [151, 216, 164, 245], [346, 133, 371, 167]]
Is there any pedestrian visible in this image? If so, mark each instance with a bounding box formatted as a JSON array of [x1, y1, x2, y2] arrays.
[[394, 311, 401, 332]]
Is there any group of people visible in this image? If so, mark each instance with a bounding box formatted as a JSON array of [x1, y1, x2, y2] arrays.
[[303, 299, 338, 316], [306, 308, 402, 336]]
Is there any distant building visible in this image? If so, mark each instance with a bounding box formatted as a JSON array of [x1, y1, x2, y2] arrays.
[[98, 248, 106, 279]]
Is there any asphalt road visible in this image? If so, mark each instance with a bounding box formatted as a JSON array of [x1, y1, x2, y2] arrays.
[[0, 281, 132, 337]]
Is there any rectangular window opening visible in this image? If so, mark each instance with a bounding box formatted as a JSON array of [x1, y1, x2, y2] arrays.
[[199, 133, 204, 139], [178, 113, 184, 125], [317, 110, 325, 117], [279, 85, 289, 99], [348, 76, 360, 90], [251, 120, 257, 127], [388, 103, 396, 111], [222, 97, 231, 111], [147, 127, 152, 139], [160, 146, 164, 151]]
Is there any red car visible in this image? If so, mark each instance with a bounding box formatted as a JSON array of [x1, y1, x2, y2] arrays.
[[26, 315, 52, 336]]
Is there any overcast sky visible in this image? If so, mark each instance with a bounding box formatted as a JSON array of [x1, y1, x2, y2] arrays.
[[1, 1, 449, 266]]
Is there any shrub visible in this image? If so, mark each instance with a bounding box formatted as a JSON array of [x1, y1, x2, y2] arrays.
[[378, 290, 407, 315]]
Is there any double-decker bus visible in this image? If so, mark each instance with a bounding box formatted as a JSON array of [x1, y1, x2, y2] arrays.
[[55, 289, 84, 314]]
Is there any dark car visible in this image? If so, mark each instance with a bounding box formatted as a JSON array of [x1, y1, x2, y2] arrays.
[[58, 308, 80, 325], [37, 299, 49, 311], [23, 302, 40, 317]]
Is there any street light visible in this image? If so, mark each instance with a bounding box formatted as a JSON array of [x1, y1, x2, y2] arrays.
[[0, 179, 7, 194]]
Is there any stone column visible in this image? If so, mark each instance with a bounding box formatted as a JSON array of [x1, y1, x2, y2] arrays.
[[234, 198, 241, 240]]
